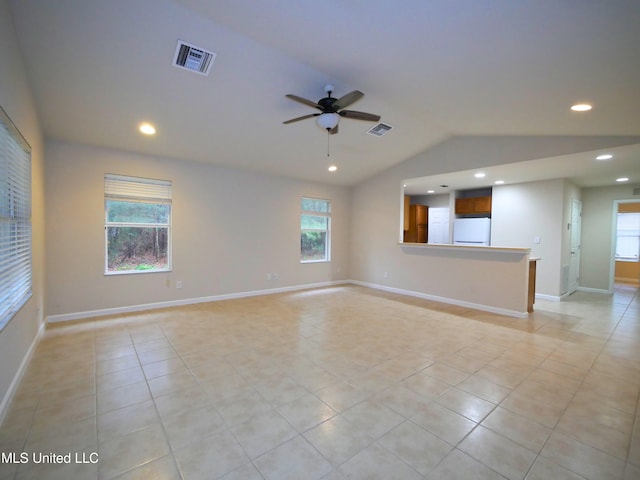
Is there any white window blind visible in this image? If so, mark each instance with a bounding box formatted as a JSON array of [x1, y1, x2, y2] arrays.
[[616, 212, 640, 262], [104, 174, 172, 203], [0, 106, 32, 330]]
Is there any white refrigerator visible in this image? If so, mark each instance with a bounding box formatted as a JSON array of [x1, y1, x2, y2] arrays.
[[453, 218, 491, 246]]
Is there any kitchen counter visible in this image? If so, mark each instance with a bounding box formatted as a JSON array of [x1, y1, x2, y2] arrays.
[[398, 243, 534, 317]]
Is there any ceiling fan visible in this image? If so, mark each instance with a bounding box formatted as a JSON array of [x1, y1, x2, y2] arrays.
[[283, 84, 381, 135]]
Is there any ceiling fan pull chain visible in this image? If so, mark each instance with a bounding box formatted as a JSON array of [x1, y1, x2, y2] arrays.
[[327, 131, 331, 157]]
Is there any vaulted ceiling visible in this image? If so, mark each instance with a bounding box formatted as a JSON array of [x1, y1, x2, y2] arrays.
[[8, 0, 640, 186]]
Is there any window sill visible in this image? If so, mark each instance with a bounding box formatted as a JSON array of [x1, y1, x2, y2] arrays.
[[105, 269, 171, 276]]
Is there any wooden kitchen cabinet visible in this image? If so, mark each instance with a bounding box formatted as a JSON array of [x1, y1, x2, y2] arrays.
[[404, 204, 428, 243], [455, 196, 492, 215]]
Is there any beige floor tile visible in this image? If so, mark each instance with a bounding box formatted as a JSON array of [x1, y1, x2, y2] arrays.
[[230, 410, 297, 459], [481, 406, 551, 453], [97, 400, 159, 444], [214, 388, 272, 426], [411, 400, 477, 445], [340, 399, 405, 439], [218, 462, 266, 480], [276, 393, 337, 433], [146, 370, 199, 398], [500, 389, 566, 429], [15, 461, 98, 480], [97, 381, 151, 414], [98, 424, 170, 480], [457, 374, 511, 404], [526, 456, 591, 480], [303, 415, 373, 466], [161, 403, 226, 450], [425, 448, 505, 480], [312, 381, 370, 413], [141, 357, 187, 380], [402, 371, 451, 399], [370, 384, 430, 418], [459, 425, 536, 480], [541, 431, 626, 480], [339, 442, 423, 479], [378, 420, 453, 475], [435, 387, 496, 423], [254, 435, 332, 480], [110, 455, 181, 480], [153, 385, 210, 419], [422, 361, 470, 385], [173, 430, 249, 480]]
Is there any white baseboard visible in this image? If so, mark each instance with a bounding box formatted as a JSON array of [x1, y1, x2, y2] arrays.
[[577, 286, 613, 295], [0, 320, 47, 424], [46, 280, 350, 324], [349, 280, 529, 318], [535, 293, 562, 302]]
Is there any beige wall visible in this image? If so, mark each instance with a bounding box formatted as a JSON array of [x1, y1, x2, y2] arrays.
[[0, 0, 46, 411], [491, 179, 566, 297], [581, 185, 640, 291], [45, 141, 350, 318]]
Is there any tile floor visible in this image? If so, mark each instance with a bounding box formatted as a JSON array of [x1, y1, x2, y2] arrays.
[[0, 283, 639, 479]]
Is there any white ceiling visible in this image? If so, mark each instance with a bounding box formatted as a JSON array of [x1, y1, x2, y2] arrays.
[[8, 0, 640, 187]]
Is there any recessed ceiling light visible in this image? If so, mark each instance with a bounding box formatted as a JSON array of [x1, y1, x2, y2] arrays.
[[616, 177, 629, 182], [596, 154, 613, 160], [139, 122, 156, 135], [494, 180, 505, 185], [474, 172, 486, 178], [328, 165, 337, 172], [427, 190, 435, 194], [570, 103, 592, 112]]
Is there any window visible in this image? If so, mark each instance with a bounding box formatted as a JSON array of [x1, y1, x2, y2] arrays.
[[300, 197, 331, 262], [0, 106, 32, 330], [616, 212, 640, 262], [105, 174, 172, 274]]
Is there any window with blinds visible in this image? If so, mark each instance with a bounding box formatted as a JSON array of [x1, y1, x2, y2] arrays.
[[0, 106, 32, 330], [104, 174, 172, 274]]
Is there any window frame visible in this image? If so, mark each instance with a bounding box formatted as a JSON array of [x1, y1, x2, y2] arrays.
[[0, 105, 32, 331], [300, 196, 331, 264], [615, 211, 640, 263], [104, 174, 172, 275]]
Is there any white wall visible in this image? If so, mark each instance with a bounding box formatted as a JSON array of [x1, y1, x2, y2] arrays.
[[0, 0, 46, 413], [581, 183, 640, 292], [491, 179, 566, 297], [45, 141, 350, 318], [349, 136, 640, 310]]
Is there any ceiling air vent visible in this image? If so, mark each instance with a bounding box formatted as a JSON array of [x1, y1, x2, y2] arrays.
[[173, 40, 216, 76], [633, 187, 640, 196], [367, 122, 393, 137]]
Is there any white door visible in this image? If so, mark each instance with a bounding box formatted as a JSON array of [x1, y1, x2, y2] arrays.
[[428, 208, 450, 244], [568, 199, 582, 294]]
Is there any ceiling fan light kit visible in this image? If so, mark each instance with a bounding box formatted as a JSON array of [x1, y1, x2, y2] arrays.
[[316, 113, 339, 131]]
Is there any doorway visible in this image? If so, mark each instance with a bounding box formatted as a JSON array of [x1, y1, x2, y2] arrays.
[[567, 198, 582, 294]]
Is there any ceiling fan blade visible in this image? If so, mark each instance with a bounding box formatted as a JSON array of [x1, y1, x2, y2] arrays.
[[333, 90, 364, 110], [339, 110, 381, 122], [282, 113, 319, 124], [329, 124, 339, 135], [285, 94, 322, 110]]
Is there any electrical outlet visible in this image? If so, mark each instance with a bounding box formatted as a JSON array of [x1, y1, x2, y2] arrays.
[[267, 273, 272, 281], [383, 271, 388, 279], [272, 273, 278, 280], [176, 280, 183, 289]]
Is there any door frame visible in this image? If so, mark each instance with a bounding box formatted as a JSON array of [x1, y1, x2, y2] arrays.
[[609, 199, 640, 292]]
